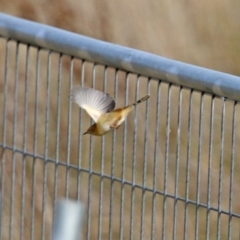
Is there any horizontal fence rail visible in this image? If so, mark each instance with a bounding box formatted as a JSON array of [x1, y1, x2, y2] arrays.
[[1, 13, 240, 101], [0, 13, 240, 240]]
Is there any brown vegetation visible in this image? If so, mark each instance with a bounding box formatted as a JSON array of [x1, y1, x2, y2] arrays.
[[0, 1, 240, 239]]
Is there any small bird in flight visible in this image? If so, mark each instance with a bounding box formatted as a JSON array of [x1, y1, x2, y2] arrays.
[[71, 86, 150, 136]]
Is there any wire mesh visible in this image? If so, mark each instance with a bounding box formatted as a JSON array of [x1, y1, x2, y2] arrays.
[[0, 35, 240, 240]]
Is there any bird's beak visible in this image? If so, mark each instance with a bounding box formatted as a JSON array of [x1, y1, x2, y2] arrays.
[[83, 131, 88, 135]]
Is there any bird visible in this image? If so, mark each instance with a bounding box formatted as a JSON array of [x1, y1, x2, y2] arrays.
[[71, 86, 150, 136]]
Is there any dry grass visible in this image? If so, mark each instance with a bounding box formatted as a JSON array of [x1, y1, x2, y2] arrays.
[[0, 1, 240, 239]]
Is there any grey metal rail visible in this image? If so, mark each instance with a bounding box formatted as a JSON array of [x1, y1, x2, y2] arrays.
[[52, 200, 84, 240], [0, 13, 240, 101]]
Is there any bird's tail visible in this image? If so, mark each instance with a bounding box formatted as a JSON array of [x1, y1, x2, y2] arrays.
[[127, 95, 150, 108], [119, 95, 150, 118], [123, 95, 150, 114]]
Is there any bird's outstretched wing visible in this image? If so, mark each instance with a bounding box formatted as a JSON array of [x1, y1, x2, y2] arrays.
[[71, 86, 115, 122]]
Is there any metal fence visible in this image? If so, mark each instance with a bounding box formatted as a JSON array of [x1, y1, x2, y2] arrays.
[[0, 13, 240, 240]]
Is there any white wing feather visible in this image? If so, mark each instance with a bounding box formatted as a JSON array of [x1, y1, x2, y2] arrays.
[[71, 86, 115, 122]]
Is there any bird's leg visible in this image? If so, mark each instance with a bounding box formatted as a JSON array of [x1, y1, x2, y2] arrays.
[[110, 117, 121, 129], [110, 122, 118, 128]]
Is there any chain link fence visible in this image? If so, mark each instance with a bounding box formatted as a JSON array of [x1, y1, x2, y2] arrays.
[[0, 13, 240, 240]]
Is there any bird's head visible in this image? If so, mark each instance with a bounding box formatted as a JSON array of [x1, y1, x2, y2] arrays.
[[83, 124, 98, 135]]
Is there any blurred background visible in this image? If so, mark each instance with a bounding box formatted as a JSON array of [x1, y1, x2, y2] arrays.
[[1, 0, 240, 74], [0, 0, 240, 239]]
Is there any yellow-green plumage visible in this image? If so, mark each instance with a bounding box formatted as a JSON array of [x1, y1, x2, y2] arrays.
[[71, 86, 150, 136]]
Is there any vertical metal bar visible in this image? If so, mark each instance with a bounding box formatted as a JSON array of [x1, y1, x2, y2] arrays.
[[183, 90, 193, 239], [9, 41, 20, 240], [52, 200, 85, 240], [129, 76, 139, 240], [205, 96, 214, 240], [20, 44, 30, 240], [77, 60, 85, 202], [53, 53, 63, 223], [41, 51, 51, 240], [151, 81, 161, 240], [239, 224, 240, 240], [217, 98, 225, 240], [31, 47, 40, 240], [0, 39, 9, 240], [140, 79, 150, 240], [108, 69, 118, 240], [119, 73, 129, 240], [65, 57, 73, 199], [173, 87, 183, 240], [87, 64, 96, 240], [194, 93, 204, 240], [98, 66, 107, 240], [227, 102, 236, 240], [239, 221, 240, 240], [162, 84, 171, 240]]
